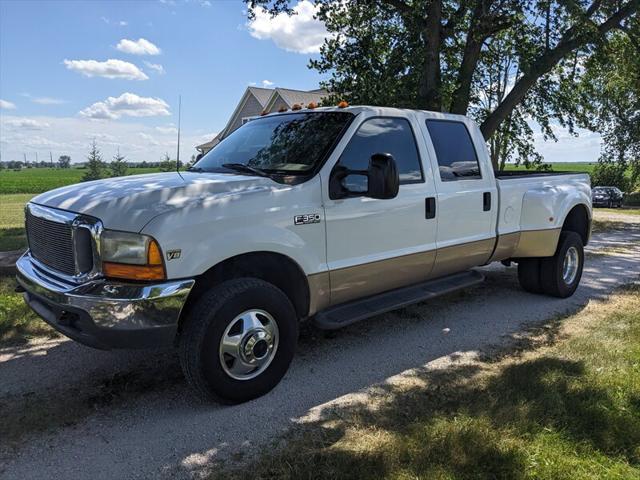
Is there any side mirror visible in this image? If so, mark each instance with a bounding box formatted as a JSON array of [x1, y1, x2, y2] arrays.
[[329, 153, 399, 200]]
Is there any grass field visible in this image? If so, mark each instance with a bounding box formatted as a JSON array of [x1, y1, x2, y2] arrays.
[[0, 274, 56, 344], [504, 161, 597, 174], [0, 167, 160, 251], [217, 285, 640, 480], [0, 167, 162, 194], [0, 193, 33, 251]]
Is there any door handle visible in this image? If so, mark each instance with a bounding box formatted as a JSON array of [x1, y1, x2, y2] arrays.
[[483, 192, 491, 211], [425, 197, 436, 219]]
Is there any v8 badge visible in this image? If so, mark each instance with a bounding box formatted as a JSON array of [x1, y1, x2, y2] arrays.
[[166, 249, 182, 260]]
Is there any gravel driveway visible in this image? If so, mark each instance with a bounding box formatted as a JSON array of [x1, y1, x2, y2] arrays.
[[1, 219, 639, 480]]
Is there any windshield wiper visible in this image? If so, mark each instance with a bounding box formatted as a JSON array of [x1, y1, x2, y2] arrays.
[[187, 166, 205, 173], [222, 163, 270, 178]]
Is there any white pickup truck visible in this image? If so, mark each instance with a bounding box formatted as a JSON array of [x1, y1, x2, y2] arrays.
[[17, 106, 592, 403]]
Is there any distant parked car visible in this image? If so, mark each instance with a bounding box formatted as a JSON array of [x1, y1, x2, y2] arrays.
[[592, 186, 624, 208]]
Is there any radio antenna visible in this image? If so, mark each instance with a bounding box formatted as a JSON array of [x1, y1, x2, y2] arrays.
[[176, 95, 183, 179]]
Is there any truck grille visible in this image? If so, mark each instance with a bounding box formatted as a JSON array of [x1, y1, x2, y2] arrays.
[[26, 209, 77, 276]]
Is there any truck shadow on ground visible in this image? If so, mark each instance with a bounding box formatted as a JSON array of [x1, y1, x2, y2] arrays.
[[0, 235, 638, 478], [228, 355, 640, 480]]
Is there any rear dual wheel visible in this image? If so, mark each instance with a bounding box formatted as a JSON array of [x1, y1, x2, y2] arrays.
[[517, 231, 584, 298]]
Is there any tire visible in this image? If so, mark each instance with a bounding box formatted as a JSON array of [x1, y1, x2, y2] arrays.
[[517, 258, 543, 294], [540, 231, 584, 298], [179, 278, 298, 403]]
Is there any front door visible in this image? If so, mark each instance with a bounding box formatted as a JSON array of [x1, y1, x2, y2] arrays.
[[323, 115, 438, 305]]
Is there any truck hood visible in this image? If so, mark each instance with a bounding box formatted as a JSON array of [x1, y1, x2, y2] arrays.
[[30, 171, 278, 232]]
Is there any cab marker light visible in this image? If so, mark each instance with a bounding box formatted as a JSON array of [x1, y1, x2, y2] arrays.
[[337, 100, 349, 108]]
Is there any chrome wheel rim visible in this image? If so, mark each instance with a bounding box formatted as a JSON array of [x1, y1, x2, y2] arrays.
[[562, 246, 579, 285], [219, 309, 279, 381]]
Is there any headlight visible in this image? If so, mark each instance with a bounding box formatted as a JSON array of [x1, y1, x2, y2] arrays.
[[101, 230, 165, 281]]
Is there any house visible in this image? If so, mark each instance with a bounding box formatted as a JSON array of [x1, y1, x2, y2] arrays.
[[195, 86, 329, 155]]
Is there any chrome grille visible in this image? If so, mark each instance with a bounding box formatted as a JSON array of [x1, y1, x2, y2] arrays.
[[26, 209, 76, 275]]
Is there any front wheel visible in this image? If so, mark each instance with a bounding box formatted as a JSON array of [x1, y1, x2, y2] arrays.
[[540, 231, 584, 298], [179, 278, 298, 403]]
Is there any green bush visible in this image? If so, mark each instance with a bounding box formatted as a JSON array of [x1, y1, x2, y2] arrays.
[[624, 191, 640, 206]]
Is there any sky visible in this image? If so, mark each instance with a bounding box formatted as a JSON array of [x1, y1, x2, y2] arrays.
[[0, 0, 601, 164]]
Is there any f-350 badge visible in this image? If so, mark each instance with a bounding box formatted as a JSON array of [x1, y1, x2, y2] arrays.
[[294, 214, 321, 225]]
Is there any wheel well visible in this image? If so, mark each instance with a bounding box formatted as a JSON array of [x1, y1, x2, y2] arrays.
[[182, 252, 310, 325], [562, 204, 590, 246]]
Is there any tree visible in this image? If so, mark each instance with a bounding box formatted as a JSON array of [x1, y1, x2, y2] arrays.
[[248, 0, 639, 170], [110, 148, 128, 177], [82, 140, 107, 182], [57, 155, 71, 169], [159, 152, 176, 172], [575, 24, 640, 191]]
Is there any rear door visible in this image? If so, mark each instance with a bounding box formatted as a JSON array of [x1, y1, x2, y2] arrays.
[[420, 117, 497, 277], [322, 114, 438, 305]]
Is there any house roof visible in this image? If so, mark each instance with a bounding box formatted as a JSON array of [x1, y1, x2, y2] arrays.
[[266, 88, 328, 110], [247, 86, 275, 107]]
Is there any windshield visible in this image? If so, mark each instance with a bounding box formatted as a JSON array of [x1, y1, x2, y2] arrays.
[[193, 112, 353, 175]]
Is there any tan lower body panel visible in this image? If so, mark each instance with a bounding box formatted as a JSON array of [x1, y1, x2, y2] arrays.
[[307, 271, 331, 316], [512, 228, 561, 257], [329, 249, 437, 306], [308, 231, 560, 316], [429, 238, 496, 279], [487, 232, 520, 263]]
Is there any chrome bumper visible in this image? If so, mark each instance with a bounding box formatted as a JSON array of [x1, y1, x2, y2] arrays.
[[16, 253, 195, 350]]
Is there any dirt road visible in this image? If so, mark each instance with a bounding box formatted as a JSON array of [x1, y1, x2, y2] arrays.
[[1, 218, 639, 480]]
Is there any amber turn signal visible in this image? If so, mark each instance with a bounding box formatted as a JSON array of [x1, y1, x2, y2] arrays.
[[103, 263, 166, 281], [148, 239, 163, 265]]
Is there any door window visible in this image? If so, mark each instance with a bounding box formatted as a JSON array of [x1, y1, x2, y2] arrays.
[[426, 120, 481, 181], [336, 117, 423, 190]]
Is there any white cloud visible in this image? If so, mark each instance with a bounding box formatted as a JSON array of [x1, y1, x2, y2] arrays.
[[156, 126, 178, 134], [0, 115, 210, 164], [4, 118, 50, 130], [21, 93, 65, 105], [116, 38, 161, 56], [248, 0, 329, 54], [262, 79, 274, 87], [79, 92, 170, 120], [201, 1, 212, 7], [144, 61, 166, 75], [32, 97, 66, 105], [0, 99, 17, 110], [119, 20, 128, 26], [64, 59, 149, 80]]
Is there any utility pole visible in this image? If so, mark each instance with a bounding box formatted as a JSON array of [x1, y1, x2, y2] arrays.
[[50, 151, 54, 168]]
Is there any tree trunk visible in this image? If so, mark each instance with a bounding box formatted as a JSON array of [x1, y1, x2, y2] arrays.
[[417, 0, 443, 111]]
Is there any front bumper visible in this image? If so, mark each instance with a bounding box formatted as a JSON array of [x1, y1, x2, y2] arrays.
[[16, 253, 195, 350]]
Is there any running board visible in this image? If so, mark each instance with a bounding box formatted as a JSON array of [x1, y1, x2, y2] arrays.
[[313, 270, 484, 330]]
